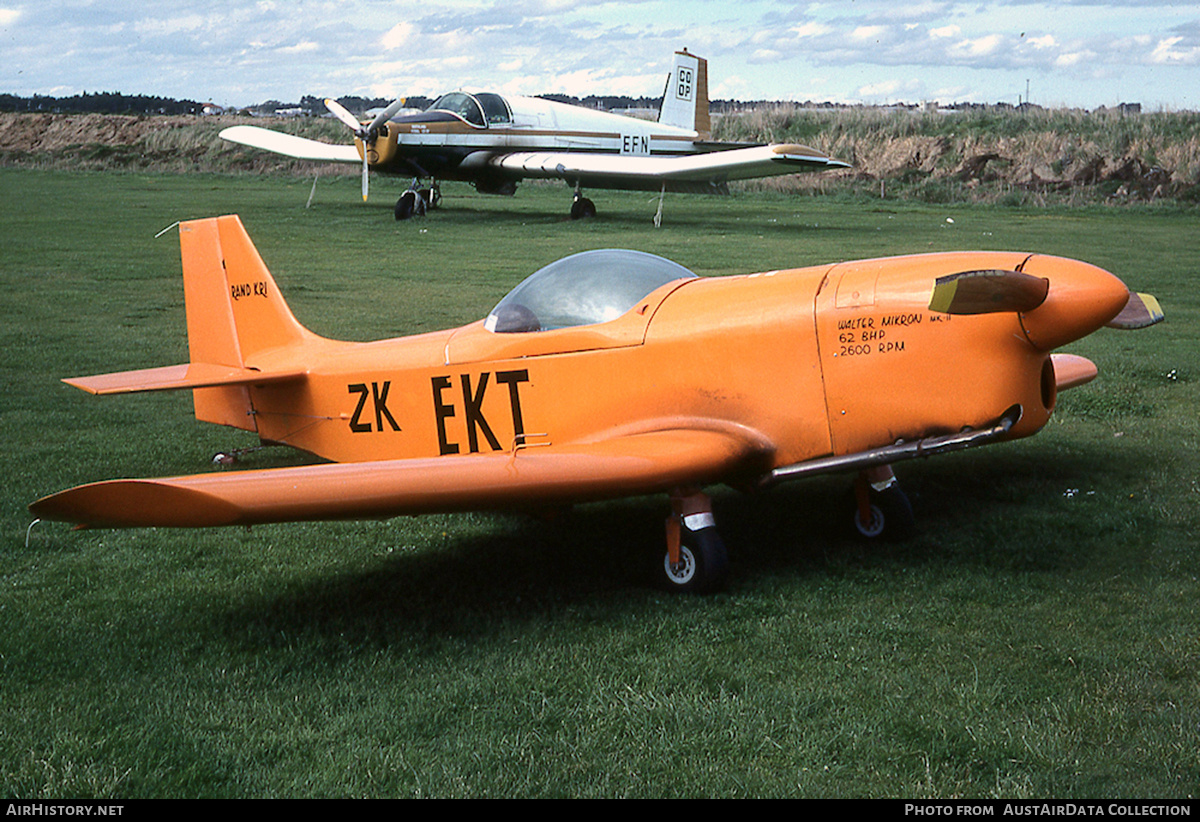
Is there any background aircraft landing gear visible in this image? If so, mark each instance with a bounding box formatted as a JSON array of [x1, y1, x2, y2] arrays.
[[848, 466, 916, 541], [570, 189, 596, 220], [395, 180, 441, 220], [659, 489, 728, 593]]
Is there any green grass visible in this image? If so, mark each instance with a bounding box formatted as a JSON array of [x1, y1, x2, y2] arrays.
[[2, 167, 1198, 798]]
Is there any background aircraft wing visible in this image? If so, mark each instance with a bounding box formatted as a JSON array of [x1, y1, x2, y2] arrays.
[[477, 143, 850, 192], [30, 423, 775, 529], [219, 125, 361, 163]]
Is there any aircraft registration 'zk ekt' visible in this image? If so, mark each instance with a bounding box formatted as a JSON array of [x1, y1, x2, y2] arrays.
[[31, 216, 1164, 593], [218, 50, 850, 221]]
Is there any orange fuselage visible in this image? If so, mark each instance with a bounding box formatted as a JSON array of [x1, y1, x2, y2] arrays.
[[234, 251, 1122, 473]]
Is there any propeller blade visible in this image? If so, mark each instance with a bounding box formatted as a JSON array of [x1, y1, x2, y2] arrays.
[[362, 153, 369, 202], [1106, 292, 1164, 329], [325, 97, 365, 135], [928, 269, 1049, 315], [367, 97, 406, 136]]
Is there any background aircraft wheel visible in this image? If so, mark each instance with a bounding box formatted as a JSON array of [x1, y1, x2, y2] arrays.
[[660, 526, 729, 594], [395, 191, 416, 220], [570, 197, 596, 220], [847, 485, 916, 541]]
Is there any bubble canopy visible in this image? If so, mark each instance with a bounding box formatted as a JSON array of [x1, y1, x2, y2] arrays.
[[485, 250, 698, 334]]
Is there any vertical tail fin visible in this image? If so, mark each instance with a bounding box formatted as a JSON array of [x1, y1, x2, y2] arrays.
[[60, 216, 311, 434], [180, 215, 315, 430], [658, 49, 711, 139], [181, 215, 313, 366]]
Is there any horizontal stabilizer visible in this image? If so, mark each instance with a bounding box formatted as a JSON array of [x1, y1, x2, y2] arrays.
[[219, 125, 361, 163], [64, 363, 306, 395], [1106, 292, 1164, 329], [30, 423, 774, 529], [928, 269, 1050, 315], [1050, 353, 1098, 391]]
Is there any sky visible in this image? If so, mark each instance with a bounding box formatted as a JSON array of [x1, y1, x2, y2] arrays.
[[2, 1, 1199, 111]]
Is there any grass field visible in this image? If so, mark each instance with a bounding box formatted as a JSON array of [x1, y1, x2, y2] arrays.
[[2, 167, 1198, 798]]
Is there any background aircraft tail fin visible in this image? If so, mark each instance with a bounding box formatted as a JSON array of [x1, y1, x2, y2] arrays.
[[659, 49, 711, 139]]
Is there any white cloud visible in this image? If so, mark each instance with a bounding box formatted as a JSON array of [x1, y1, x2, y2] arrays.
[[850, 25, 888, 42], [749, 49, 784, 63], [0, 7, 21, 26], [948, 33, 1003, 58], [381, 22, 415, 51], [791, 22, 832, 38], [1151, 35, 1200, 65], [279, 41, 318, 55], [1055, 51, 1089, 67]]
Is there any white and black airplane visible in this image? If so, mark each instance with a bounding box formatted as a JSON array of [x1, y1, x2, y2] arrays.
[[219, 50, 850, 220]]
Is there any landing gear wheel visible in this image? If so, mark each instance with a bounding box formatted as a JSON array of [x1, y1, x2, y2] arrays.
[[570, 196, 596, 220], [395, 191, 416, 220], [847, 485, 916, 541], [661, 526, 729, 594]]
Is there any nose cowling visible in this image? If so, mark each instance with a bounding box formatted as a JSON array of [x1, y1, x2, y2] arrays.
[[1017, 256, 1130, 351]]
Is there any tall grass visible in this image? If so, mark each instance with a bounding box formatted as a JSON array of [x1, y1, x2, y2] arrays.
[[714, 105, 1200, 205]]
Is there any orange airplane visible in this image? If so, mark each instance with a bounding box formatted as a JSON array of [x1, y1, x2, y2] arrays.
[[29, 216, 1163, 592]]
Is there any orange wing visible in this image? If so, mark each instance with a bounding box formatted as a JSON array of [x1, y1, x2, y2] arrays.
[[30, 423, 774, 529]]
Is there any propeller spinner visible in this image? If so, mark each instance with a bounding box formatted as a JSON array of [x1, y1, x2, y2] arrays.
[[325, 97, 406, 201]]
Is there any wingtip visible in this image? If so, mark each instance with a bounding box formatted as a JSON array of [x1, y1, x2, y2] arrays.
[[29, 479, 244, 529]]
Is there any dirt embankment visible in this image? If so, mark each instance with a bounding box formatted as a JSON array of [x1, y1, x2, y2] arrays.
[[839, 133, 1193, 201], [0, 112, 350, 175]]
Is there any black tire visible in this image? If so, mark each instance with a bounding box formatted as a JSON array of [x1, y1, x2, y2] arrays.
[[660, 526, 729, 594], [570, 197, 596, 220], [847, 485, 916, 541], [395, 191, 416, 220]]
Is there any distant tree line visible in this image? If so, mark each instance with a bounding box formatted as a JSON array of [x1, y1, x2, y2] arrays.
[[0, 91, 202, 115], [5, 89, 1088, 119]]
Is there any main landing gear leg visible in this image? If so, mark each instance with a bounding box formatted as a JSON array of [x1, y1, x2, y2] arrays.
[[849, 465, 916, 541], [570, 184, 596, 220], [660, 487, 729, 593]]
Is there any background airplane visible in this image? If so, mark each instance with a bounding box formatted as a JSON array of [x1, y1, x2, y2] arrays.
[[219, 50, 850, 220], [29, 216, 1162, 593]]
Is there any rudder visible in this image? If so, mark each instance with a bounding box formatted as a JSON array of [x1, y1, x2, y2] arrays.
[[658, 49, 711, 139], [180, 215, 315, 430]]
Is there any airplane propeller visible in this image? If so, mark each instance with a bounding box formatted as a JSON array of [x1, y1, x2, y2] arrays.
[[928, 269, 1050, 315], [325, 97, 407, 201]]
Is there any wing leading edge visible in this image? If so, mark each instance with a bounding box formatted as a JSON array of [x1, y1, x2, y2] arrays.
[[30, 423, 775, 529]]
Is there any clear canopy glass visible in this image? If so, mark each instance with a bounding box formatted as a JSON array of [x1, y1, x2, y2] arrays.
[[428, 92, 512, 126], [485, 249, 697, 334]]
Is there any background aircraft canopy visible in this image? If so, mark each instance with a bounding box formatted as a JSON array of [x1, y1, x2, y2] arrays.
[[427, 92, 512, 126], [485, 249, 697, 333]]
